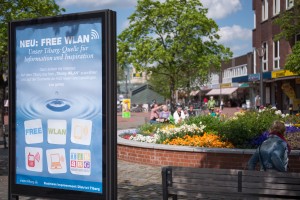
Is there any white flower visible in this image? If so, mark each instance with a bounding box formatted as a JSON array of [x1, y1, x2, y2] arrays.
[[275, 110, 282, 115]]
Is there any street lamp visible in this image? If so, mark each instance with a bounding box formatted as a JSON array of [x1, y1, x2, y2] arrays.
[[256, 46, 266, 106]]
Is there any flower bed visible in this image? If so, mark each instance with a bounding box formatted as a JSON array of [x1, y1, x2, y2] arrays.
[[120, 107, 300, 149]]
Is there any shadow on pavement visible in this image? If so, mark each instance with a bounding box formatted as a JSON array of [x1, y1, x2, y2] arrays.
[[118, 181, 162, 199], [0, 148, 8, 176]]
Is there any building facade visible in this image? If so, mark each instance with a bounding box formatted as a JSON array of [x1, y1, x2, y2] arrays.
[[253, 0, 300, 112]]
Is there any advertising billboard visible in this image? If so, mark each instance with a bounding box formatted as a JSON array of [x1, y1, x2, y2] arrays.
[[9, 10, 116, 200]]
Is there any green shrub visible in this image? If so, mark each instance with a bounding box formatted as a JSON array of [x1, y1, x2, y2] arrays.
[[185, 114, 221, 133], [220, 110, 282, 147]]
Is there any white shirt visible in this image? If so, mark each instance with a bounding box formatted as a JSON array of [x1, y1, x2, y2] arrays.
[[173, 111, 186, 124]]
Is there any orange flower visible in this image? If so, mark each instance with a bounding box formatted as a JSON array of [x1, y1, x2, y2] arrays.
[[163, 133, 234, 148]]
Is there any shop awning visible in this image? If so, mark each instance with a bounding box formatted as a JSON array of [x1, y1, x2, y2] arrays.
[[206, 87, 238, 96], [190, 90, 200, 96]]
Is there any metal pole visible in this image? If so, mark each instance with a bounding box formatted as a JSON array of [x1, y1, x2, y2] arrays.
[[260, 57, 264, 106], [125, 74, 128, 98]]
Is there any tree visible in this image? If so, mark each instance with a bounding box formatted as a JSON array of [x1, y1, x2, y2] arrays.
[[118, 0, 232, 110], [0, 0, 65, 68], [274, 0, 300, 74]]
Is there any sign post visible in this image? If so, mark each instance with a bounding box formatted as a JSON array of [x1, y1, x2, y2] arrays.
[[9, 10, 117, 200]]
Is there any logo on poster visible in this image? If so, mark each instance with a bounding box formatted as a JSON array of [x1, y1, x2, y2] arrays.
[[25, 147, 43, 172], [70, 149, 91, 176]]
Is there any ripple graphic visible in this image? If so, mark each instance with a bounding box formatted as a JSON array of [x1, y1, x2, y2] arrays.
[[46, 99, 71, 112], [17, 94, 101, 120]]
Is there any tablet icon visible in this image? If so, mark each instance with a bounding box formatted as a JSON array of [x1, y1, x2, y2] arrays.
[[46, 148, 66, 174], [71, 119, 92, 145], [25, 147, 43, 172]]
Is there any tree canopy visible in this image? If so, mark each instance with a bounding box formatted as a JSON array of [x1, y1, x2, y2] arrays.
[[0, 0, 65, 67], [118, 0, 232, 108], [274, 0, 300, 74]]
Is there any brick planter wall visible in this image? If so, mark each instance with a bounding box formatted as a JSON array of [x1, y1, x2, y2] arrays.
[[118, 130, 300, 172]]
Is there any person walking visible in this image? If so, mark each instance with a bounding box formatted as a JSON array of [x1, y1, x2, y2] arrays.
[[255, 95, 261, 110], [207, 96, 216, 113], [247, 120, 290, 172]]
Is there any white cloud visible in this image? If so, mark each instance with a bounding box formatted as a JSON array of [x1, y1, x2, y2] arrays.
[[218, 25, 252, 56], [218, 25, 251, 43], [57, 0, 136, 8], [202, 0, 242, 19]]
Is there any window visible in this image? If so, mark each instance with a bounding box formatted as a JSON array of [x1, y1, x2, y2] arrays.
[[253, 48, 257, 74], [262, 42, 268, 71], [273, 0, 280, 15], [254, 11, 256, 29], [286, 0, 294, 9], [262, 0, 269, 21], [273, 40, 280, 69]]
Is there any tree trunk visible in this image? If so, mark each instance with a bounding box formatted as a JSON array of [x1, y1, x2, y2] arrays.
[[170, 77, 176, 113]]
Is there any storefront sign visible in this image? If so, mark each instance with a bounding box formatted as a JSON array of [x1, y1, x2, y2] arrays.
[[220, 83, 231, 88], [9, 11, 117, 200], [281, 82, 296, 99], [122, 99, 131, 118], [248, 74, 260, 81], [272, 70, 297, 78]]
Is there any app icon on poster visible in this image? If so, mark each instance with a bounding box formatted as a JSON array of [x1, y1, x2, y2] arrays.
[[46, 148, 67, 174], [71, 119, 92, 145], [70, 149, 91, 176], [47, 119, 67, 145], [25, 147, 43, 172], [24, 119, 43, 144]]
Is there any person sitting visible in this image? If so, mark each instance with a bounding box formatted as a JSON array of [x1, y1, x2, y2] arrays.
[[149, 104, 161, 124], [187, 105, 196, 117], [247, 120, 290, 172], [158, 105, 170, 123], [173, 106, 186, 124]]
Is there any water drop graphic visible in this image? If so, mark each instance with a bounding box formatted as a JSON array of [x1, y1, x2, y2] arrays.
[[46, 91, 71, 112], [46, 99, 71, 112]]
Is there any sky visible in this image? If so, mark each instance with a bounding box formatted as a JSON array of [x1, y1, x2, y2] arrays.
[[56, 0, 254, 57]]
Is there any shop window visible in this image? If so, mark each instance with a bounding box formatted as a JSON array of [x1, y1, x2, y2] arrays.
[[273, 40, 280, 69]]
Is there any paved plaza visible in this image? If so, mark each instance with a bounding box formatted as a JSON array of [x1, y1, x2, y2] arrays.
[[0, 108, 237, 199]]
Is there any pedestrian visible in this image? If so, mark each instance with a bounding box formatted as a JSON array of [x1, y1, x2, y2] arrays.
[[207, 96, 216, 113], [247, 120, 290, 172], [220, 98, 224, 110], [187, 105, 196, 117], [149, 104, 161, 124], [255, 95, 261, 110], [203, 97, 208, 105], [173, 106, 186, 124]]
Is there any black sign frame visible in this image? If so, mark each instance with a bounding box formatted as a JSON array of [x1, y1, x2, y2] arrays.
[[9, 10, 117, 200]]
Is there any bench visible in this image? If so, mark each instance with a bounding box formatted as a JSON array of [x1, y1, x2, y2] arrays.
[[162, 166, 300, 199]]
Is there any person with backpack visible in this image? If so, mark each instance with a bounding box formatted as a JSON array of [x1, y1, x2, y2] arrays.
[[247, 120, 290, 172]]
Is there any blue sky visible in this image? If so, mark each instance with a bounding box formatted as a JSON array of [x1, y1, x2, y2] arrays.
[[57, 0, 254, 57]]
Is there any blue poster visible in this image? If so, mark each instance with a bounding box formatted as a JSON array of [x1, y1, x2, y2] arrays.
[[15, 18, 103, 193]]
